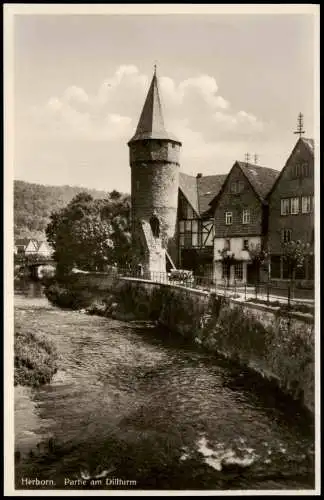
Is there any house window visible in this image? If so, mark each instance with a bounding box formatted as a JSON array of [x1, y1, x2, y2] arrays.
[[234, 262, 243, 281], [242, 209, 250, 224], [281, 199, 290, 215], [224, 239, 231, 250], [230, 181, 244, 194], [222, 262, 230, 280], [302, 196, 312, 213], [290, 197, 299, 215], [270, 255, 281, 279], [292, 162, 310, 179], [225, 212, 232, 225], [281, 229, 292, 243], [179, 218, 201, 248], [243, 239, 249, 251]]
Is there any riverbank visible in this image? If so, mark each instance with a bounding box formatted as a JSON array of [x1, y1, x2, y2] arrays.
[[14, 300, 58, 387], [44, 275, 315, 414], [14, 292, 315, 491]]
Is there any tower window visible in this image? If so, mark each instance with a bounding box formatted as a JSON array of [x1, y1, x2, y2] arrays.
[[150, 214, 160, 238]]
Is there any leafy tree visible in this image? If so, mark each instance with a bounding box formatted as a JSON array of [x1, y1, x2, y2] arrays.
[[282, 240, 311, 281], [218, 248, 237, 285], [46, 192, 131, 276]]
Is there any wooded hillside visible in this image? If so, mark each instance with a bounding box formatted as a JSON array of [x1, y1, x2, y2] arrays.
[[14, 180, 125, 241]]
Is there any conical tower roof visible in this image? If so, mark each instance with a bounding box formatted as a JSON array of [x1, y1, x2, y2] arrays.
[[128, 68, 181, 144]]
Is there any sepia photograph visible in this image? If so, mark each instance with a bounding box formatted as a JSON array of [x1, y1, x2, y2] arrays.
[[4, 4, 320, 496]]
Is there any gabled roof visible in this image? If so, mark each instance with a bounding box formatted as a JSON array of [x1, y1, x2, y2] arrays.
[[15, 238, 39, 248], [237, 162, 279, 201], [197, 174, 227, 215], [179, 172, 227, 217], [266, 137, 314, 199], [128, 69, 180, 144], [208, 161, 279, 209], [179, 172, 199, 216]]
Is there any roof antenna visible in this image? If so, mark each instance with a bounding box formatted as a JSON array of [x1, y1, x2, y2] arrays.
[[294, 112, 305, 138], [244, 153, 250, 164], [254, 154, 259, 164]]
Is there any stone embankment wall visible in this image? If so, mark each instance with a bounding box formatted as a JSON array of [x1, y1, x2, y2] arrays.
[[111, 278, 315, 414], [61, 273, 315, 414]]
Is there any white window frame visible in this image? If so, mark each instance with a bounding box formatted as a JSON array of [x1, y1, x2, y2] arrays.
[[225, 212, 232, 225], [290, 197, 299, 215], [234, 262, 243, 280], [302, 196, 312, 214], [281, 198, 290, 216], [242, 209, 250, 224]]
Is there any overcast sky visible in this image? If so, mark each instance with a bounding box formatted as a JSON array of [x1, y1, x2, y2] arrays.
[[13, 9, 317, 192]]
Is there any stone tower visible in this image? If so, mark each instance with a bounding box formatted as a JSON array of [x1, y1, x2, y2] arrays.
[[128, 68, 182, 276]]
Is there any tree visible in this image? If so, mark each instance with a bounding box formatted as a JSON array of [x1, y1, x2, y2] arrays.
[[248, 243, 270, 280], [282, 240, 311, 304], [282, 240, 310, 281], [46, 192, 132, 277], [218, 248, 236, 286]]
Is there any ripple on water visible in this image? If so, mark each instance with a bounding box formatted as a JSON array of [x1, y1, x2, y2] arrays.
[[14, 294, 315, 490]]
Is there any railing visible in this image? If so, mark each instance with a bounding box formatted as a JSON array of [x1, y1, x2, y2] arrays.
[[113, 267, 314, 311]]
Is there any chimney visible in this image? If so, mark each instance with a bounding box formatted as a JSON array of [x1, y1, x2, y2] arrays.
[[196, 173, 202, 179]]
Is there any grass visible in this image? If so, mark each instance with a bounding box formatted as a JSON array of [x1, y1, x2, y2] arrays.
[[14, 325, 58, 387]]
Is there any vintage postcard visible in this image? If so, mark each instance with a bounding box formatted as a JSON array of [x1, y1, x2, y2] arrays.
[[4, 3, 320, 496]]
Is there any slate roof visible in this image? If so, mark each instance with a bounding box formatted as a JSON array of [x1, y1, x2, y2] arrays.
[[197, 174, 227, 215], [266, 137, 314, 199], [179, 173, 199, 215], [179, 172, 227, 217], [129, 70, 180, 144], [237, 162, 280, 201]]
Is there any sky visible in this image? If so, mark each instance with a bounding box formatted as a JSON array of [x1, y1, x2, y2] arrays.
[[12, 7, 317, 193]]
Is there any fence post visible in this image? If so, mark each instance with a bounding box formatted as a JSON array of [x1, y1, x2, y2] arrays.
[[287, 283, 291, 309]]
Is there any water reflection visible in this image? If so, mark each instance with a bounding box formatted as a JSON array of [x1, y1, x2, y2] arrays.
[[14, 278, 45, 299]]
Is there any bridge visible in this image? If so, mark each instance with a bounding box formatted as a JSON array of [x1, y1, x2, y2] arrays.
[[15, 256, 56, 280]]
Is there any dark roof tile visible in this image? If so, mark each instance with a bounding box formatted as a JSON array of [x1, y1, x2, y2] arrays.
[[237, 162, 279, 200]]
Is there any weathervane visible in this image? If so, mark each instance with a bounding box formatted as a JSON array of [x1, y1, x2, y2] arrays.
[[294, 112, 305, 138], [245, 153, 250, 163]]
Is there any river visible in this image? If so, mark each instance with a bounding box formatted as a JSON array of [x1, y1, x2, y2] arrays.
[[14, 280, 315, 491]]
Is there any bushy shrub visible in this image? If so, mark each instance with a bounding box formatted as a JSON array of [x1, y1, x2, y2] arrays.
[[14, 327, 58, 387], [44, 281, 94, 310]]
